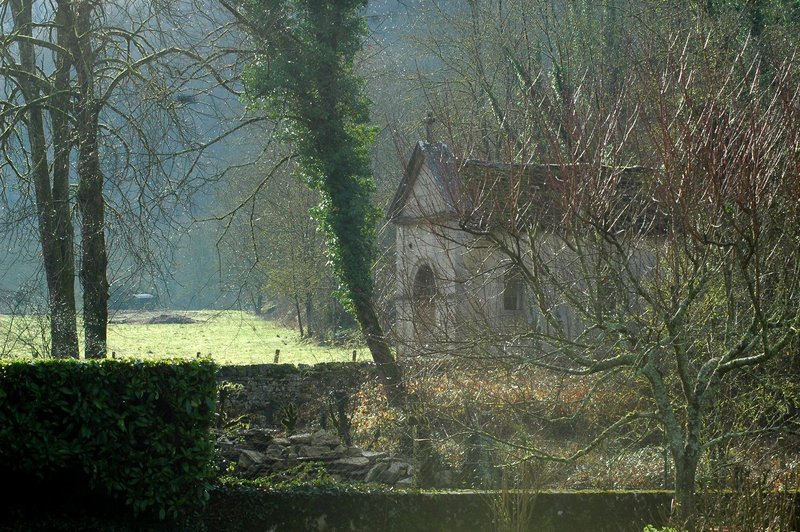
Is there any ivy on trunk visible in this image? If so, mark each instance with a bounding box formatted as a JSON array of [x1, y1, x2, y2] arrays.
[[229, 0, 404, 402]]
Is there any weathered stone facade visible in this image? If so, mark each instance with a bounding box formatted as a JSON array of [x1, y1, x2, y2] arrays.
[[387, 142, 535, 355], [387, 141, 650, 356]]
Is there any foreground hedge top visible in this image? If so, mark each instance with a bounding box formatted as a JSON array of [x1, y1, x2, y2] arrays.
[[0, 356, 217, 370]]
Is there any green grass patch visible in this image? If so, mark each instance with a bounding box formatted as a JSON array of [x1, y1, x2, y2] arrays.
[[0, 310, 359, 366]]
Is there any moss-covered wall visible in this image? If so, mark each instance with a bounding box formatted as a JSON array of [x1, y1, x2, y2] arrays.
[[217, 362, 376, 426], [203, 484, 676, 532]]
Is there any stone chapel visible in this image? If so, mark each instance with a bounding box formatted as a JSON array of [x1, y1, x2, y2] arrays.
[[387, 139, 655, 356]]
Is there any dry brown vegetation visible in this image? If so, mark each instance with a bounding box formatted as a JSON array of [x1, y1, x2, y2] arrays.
[[350, 360, 800, 494]]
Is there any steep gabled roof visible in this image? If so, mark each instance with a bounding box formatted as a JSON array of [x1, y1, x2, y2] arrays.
[[388, 142, 664, 234], [456, 160, 660, 233], [386, 141, 461, 221]]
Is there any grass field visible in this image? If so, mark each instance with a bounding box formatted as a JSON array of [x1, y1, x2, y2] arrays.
[[0, 310, 360, 365]]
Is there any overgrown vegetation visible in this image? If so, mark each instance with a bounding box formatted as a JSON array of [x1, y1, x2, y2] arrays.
[[350, 361, 800, 497], [406, 0, 800, 525]]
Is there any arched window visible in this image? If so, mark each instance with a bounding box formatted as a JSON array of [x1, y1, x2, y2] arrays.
[[412, 264, 437, 342], [503, 268, 523, 312], [413, 264, 437, 302]]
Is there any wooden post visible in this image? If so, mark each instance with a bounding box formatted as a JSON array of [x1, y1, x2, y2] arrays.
[[274, 349, 280, 364], [352, 350, 357, 362]]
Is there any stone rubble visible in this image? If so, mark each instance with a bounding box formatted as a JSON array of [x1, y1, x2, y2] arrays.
[[217, 428, 414, 486]]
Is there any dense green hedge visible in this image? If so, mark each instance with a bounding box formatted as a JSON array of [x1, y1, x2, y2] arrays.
[[0, 358, 217, 520]]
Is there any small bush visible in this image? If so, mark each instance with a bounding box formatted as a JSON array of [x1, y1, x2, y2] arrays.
[[0, 358, 217, 520], [216, 380, 245, 428], [281, 402, 299, 433]]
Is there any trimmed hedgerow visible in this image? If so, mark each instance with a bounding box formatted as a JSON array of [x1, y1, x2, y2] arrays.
[[0, 358, 217, 520]]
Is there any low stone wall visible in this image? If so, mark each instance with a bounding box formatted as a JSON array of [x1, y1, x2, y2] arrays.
[[203, 487, 676, 531], [217, 362, 377, 427], [219, 428, 414, 487]]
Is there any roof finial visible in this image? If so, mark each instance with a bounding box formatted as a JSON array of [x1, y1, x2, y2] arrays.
[[424, 111, 436, 144]]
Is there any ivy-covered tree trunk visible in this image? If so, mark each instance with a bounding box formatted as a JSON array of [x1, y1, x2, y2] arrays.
[[309, 111, 404, 400], [231, 0, 405, 403]]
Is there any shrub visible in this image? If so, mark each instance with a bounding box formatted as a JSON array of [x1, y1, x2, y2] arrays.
[[0, 358, 217, 520], [351, 380, 408, 454], [281, 402, 299, 434]]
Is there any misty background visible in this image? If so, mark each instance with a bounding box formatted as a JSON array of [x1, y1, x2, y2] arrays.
[[0, 0, 438, 319]]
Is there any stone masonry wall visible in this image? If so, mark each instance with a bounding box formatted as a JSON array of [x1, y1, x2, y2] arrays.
[[217, 362, 377, 428]]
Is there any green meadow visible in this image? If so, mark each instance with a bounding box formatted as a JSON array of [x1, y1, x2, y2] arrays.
[[0, 310, 359, 365]]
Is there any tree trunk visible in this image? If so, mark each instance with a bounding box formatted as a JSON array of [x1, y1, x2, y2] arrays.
[[11, 0, 79, 358], [352, 290, 405, 406], [294, 293, 305, 338], [673, 450, 699, 529], [253, 293, 263, 315], [305, 293, 313, 339], [77, 116, 109, 359], [50, 1, 79, 359], [315, 127, 406, 406], [70, 1, 108, 359]]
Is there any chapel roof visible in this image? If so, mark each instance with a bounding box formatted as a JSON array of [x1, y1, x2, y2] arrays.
[[388, 141, 664, 234], [386, 141, 460, 221]]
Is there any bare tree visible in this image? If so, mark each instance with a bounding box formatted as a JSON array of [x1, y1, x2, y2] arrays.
[[1, 0, 80, 358], [404, 19, 800, 525], [213, 147, 348, 338], [1, 0, 247, 357]]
